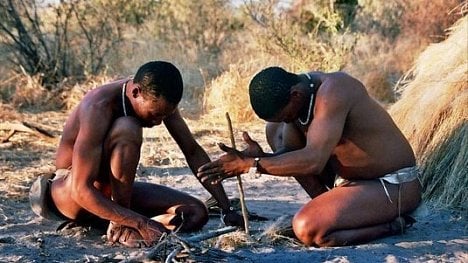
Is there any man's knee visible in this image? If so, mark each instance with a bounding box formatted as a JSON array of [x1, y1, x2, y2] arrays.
[[265, 122, 283, 151], [292, 210, 330, 247]]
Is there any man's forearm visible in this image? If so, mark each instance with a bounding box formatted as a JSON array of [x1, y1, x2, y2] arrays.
[[187, 147, 232, 211], [72, 186, 146, 229], [251, 148, 324, 177]]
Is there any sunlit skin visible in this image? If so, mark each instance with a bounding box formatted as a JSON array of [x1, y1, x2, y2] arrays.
[[198, 71, 422, 247], [51, 77, 239, 248]]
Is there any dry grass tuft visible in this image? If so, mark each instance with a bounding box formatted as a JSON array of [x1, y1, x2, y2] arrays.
[[6, 71, 53, 110], [0, 103, 21, 121], [207, 230, 253, 251], [390, 16, 468, 210], [61, 75, 114, 111], [257, 215, 303, 247], [203, 60, 270, 123]]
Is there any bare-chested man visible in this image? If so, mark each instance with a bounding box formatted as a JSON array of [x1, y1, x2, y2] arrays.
[[198, 67, 422, 247], [29, 61, 241, 248]]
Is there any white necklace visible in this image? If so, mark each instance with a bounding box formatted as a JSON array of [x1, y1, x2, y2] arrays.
[[298, 73, 315, 125], [122, 82, 128, 117]]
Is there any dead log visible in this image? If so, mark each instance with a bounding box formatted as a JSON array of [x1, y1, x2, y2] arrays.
[[0, 121, 55, 142]]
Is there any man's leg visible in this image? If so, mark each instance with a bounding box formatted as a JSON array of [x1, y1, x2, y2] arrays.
[[292, 179, 422, 247], [130, 182, 208, 232], [105, 117, 207, 232]]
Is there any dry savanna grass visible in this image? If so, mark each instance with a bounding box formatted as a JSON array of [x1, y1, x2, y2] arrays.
[[203, 61, 263, 123], [390, 16, 468, 210]]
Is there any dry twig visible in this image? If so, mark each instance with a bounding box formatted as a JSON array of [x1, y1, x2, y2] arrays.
[[144, 226, 239, 262], [226, 112, 250, 235], [0, 121, 55, 142]]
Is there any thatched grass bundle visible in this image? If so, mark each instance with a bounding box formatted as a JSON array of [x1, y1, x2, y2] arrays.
[[389, 16, 467, 210]]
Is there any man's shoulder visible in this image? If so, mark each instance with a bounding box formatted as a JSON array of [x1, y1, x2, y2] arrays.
[[323, 71, 359, 83], [320, 72, 366, 94]]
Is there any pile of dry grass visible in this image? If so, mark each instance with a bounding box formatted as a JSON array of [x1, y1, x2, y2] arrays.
[[389, 16, 467, 210]]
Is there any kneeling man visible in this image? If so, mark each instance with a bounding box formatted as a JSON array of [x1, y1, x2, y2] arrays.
[[198, 67, 422, 247], [30, 61, 237, 248]]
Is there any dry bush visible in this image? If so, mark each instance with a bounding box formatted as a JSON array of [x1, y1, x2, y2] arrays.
[[389, 16, 468, 209], [243, 0, 355, 73], [203, 60, 274, 123], [343, 33, 396, 102], [400, 0, 465, 42], [60, 75, 115, 111], [115, 0, 242, 116], [346, 0, 465, 103], [0, 70, 62, 111]]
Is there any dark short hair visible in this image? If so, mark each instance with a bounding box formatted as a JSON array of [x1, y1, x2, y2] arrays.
[[133, 61, 183, 104], [249, 67, 301, 119]]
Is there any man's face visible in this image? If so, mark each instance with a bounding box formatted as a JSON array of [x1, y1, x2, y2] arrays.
[[135, 95, 176, 127], [265, 100, 300, 123]]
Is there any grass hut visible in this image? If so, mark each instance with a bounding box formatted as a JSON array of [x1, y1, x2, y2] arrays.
[[389, 16, 467, 210]]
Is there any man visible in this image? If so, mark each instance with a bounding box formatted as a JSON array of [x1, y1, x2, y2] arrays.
[[29, 61, 240, 248], [198, 67, 422, 247]]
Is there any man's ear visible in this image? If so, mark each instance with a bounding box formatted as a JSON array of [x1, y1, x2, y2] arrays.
[[131, 84, 141, 98], [289, 85, 305, 102]]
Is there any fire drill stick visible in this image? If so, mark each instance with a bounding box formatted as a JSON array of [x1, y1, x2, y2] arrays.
[[225, 112, 250, 235]]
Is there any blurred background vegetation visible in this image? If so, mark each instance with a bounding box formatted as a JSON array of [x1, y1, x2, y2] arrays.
[[0, 0, 465, 116]]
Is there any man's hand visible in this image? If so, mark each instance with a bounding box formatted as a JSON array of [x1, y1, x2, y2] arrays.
[[240, 132, 265, 157], [197, 143, 250, 184], [137, 219, 169, 246], [107, 220, 168, 248]]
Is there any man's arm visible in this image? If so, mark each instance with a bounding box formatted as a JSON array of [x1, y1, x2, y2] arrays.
[[163, 109, 233, 211], [198, 78, 353, 180]]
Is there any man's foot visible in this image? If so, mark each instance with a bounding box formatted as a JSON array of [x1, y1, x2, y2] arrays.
[[204, 197, 268, 221]]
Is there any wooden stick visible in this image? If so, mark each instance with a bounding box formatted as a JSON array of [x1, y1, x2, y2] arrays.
[[186, 226, 237, 243], [0, 121, 55, 139], [165, 246, 182, 263], [147, 226, 238, 260], [225, 112, 250, 235]]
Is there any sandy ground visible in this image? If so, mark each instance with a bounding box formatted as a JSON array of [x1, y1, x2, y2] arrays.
[[0, 110, 467, 262]]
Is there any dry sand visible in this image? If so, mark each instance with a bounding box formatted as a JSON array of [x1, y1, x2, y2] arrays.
[[0, 111, 466, 262]]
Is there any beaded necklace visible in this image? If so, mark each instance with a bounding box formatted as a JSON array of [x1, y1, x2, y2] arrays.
[[298, 73, 315, 125], [122, 82, 128, 117]]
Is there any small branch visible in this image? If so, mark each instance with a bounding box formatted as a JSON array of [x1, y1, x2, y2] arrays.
[[2, 130, 16, 143], [164, 246, 182, 263], [226, 112, 250, 235], [0, 121, 55, 141], [145, 226, 238, 262], [186, 226, 237, 243]]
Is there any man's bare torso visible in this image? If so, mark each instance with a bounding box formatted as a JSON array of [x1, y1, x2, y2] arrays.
[[56, 79, 128, 170], [298, 72, 415, 180]]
